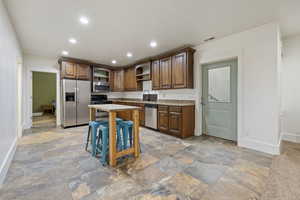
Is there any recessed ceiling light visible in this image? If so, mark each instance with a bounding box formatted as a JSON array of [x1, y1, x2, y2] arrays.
[[62, 51, 69, 56], [69, 38, 77, 44], [150, 41, 157, 48], [79, 16, 89, 25], [126, 52, 133, 58], [112, 60, 117, 64]]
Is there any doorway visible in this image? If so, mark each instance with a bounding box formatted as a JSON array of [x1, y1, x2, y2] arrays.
[[32, 72, 57, 128], [202, 59, 238, 141]]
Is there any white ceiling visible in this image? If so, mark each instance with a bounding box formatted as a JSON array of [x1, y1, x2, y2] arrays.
[[3, 0, 295, 66], [280, 0, 300, 39]]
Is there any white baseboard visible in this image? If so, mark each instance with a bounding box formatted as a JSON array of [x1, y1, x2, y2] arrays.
[[32, 112, 43, 117], [17, 125, 23, 138], [238, 137, 281, 155], [23, 122, 31, 130], [282, 132, 300, 143], [0, 137, 17, 187], [194, 132, 202, 136]]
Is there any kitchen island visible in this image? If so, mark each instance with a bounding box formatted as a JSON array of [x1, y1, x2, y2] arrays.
[[88, 104, 141, 167]]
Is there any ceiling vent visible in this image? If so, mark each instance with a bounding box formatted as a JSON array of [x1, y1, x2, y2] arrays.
[[203, 36, 215, 42]]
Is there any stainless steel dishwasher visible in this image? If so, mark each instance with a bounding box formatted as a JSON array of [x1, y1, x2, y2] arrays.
[[145, 104, 158, 129]]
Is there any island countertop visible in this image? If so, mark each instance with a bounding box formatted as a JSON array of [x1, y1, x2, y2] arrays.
[[88, 104, 141, 112]]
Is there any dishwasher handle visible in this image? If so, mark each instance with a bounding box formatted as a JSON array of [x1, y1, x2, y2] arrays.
[[144, 104, 158, 108]]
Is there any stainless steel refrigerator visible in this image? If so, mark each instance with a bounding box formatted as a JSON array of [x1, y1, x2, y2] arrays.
[[61, 79, 91, 128]]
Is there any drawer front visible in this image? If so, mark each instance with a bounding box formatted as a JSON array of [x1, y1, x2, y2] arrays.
[[158, 105, 168, 112], [169, 106, 182, 113]]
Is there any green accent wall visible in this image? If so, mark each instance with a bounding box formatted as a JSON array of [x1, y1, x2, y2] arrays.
[[32, 72, 56, 113]]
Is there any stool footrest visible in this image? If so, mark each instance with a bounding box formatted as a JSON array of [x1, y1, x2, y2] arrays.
[[116, 147, 134, 159]]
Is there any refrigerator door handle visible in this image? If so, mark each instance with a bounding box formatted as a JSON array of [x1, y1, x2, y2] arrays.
[[77, 87, 79, 104], [74, 87, 77, 104]]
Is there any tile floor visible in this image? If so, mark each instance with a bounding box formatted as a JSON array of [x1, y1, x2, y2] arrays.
[[32, 113, 56, 128], [0, 126, 299, 200]]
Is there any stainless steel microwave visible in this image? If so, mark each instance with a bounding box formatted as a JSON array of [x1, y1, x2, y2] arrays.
[[93, 81, 109, 92]]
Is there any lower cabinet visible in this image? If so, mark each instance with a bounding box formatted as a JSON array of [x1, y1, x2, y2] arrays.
[[112, 101, 195, 138], [158, 105, 195, 138], [169, 111, 182, 137], [158, 105, 169, 132]]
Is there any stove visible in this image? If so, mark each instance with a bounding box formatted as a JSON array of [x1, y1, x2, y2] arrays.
[[90, 94, 111, 119], [90, 94, 111, 104]]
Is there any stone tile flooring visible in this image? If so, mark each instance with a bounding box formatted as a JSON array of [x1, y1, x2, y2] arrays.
[[32, 114, 56, 128], [0, 126, 299, 200]]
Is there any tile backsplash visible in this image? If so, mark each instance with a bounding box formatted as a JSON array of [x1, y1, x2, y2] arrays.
[[108, 80, 197, 100]]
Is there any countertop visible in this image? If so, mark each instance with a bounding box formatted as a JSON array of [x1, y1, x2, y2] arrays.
[[88, 104, 141, 112], [109, 98, 195, 106]]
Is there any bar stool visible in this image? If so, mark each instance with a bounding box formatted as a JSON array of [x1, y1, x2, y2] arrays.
[[96, 122, 124, 165], [86, 118, 123, 156], [96, 124, 109, 165], [120, 120, 134, 150], [86, 121, 105, 155]]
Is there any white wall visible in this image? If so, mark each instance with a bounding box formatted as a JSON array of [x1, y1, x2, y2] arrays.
[[23, 54, 60, 129], [281, 35, 300, 142], [196, 22, 281, 155], [0, 0, 22, 185]]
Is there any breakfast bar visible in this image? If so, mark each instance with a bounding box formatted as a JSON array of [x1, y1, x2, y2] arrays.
[[88, 104, 141, 167]]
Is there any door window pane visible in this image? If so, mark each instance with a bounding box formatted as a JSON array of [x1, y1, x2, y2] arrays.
[[208, 66, 230, 103]]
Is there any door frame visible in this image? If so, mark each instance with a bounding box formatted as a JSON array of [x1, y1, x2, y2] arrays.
[[199, 52, 243, 144], [29, 70, 60, 128], [201, 59, 238, 141], [17, 58, 23, 138]]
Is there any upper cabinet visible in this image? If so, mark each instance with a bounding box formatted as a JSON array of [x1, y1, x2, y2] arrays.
[[111, 69, 124, 92], [172, 52, 187, 88], [124, 67, 142, 91], [60, 61, 91, 80], [151, 60, 160, 90], [59, 46, 195, 91], [159, 57, 172, 89], [61, 62, 77, 79], [76, 64, 91, 80], [151, 47, 195, 90]]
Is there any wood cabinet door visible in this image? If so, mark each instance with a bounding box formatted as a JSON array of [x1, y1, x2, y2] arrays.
[[124, 68, 130, 91], [113, 70, 124, 91], [169, 111, 182, 137], [151, 60, 160, 90], [130, 67, 138, 90], [124, 67, 137, 91], [158, 105, 169, 132], [117, 70, 124, 91], [76, 64, 91, 80], [159, 57, 172, 89], [62, 62, 76, 79], [172, 52, 187, 88]]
